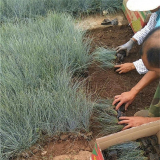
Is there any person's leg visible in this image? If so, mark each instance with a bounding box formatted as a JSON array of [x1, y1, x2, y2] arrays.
[[134, 110, 150, 117], [134, 82, 160, 117], [149, 82, 160, 117], [150, 82, 160, 145]]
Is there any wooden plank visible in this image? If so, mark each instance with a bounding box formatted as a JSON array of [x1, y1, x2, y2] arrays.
[[96, 120, 160, 150]]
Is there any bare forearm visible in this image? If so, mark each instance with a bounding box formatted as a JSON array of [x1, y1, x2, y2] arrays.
[[146, 117, 160, 123], [131, 71, 159, 95], [113, 71, 159, 110]]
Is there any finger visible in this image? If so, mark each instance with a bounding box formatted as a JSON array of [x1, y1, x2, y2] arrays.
[[112, 98, 121, 106], [114, 67, 121, 72], [115, 46, 121, 51], [125, 103, 130, 110], [116, 46, 123, 52], [114, 95, 120, 99], [116, 48, 122, 53], [119, 116, 129, 120], [114, 65, 121, 68], [112, 98, 120, 105], [126, 50, 130, 56], [115, 101, 124, 110], [116, 68, 122, 72], [122, 124, 132, 130], [112, 100, 117, 105], [118, 120, 129, 124], [119, 70, 124, 74]]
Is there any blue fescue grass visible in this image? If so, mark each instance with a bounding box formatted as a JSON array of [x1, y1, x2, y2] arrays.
[[93, 47, 117, 68], [108, 142, 148, 160], [0, 1, 124, 158], [0, 12, 93, 159], [92, 99, 124, 135], [0, 0, 123, 22], [101, 0, 123, 14]]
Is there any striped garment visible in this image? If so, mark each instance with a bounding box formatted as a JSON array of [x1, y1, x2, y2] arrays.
[[132, 12, 159, 74]]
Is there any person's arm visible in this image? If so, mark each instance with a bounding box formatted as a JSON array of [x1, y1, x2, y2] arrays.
[[133, 13, 157, 45], [112, 71, 159, 110], [118, 116, 160, 130], [131, 71, 158, 93], [114, 59, 148, 74], [115, 13, 157, 55]]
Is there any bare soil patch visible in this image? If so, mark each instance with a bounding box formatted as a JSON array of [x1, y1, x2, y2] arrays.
[[85, 25, 158, 116], [76, 11, 128, 31]]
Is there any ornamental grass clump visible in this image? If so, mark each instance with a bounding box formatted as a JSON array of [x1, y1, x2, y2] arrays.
[[92, 47, 117, 69], [0, 0, 123, 22], [1, 13, 92, 75], [102, 141, 148, 160], [0, 0, 46, 22], [91, 99, 124, 135], [101, 0, 123, 14], [0, 13, 93, 159]]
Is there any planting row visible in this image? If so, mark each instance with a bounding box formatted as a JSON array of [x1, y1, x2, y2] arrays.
[[0, 0, 123, 22]]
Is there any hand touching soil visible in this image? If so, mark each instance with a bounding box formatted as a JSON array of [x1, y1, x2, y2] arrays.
[[114, 63, 136, 74]]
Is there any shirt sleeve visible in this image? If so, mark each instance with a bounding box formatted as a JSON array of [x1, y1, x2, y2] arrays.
[[132, 13, 157, 45], [133, 59, 148, 74]]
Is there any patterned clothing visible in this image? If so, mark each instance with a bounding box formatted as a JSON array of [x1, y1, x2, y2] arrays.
[[133, 13, 158, 45], [133, 59, 148, 74], [149, 81, 160, 117], [155, 10, 160, 27], [132, 10, 160, 74]]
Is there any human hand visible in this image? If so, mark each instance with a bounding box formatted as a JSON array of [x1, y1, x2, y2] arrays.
[[112, 90, 137, 110], [116, 39, 135, 56], [118, 116, 149, 130], [114, 63, 135, 74]]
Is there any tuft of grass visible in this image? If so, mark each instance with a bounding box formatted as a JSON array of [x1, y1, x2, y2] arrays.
[[101, 0, 123, 14], [94, 112, 118, 124], [92, 47, 116, 69], [0, 12, 93, 159], [91, 99, 123, 135], [107, 142, 148, 160], [109, 141, 141, 150], [117, 152, 147, 160], [93, 103, 117, 116], [0, 0, 123, 22], [97, 124, 124, 135]]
